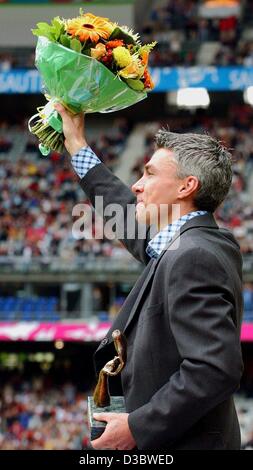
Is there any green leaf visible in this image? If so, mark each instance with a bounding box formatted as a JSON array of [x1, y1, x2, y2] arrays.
[[70, 38, 82, 53], [36, 22, 51, 31], [59, 34, 70, 48], [132, 45, 140, 53], [51, 17, 62, 29], [51, 17, 65, 40], [138, 42, 157, 55], [32, 28, 41, 37], [125, 78, 144, 91], [82, 47, 91, 57], [32, 29, 55, 41], [32, 20, 57, 41], [109, 27, 136, 45]]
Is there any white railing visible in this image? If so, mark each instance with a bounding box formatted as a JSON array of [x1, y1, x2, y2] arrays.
[[0, 255, 142, 273]]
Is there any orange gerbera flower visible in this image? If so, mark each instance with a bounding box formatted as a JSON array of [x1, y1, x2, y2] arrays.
[[66, 13, 115, 44]]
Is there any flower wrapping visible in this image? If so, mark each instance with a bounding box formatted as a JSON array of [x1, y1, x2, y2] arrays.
[[28, 12, 156, 155]]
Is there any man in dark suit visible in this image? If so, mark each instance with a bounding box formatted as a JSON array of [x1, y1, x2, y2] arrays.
[[55, 104, 244, 450]]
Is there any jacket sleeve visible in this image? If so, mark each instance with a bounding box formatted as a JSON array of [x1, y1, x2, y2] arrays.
[[128, 247, 244, 449], [79, 163, 150, 264]]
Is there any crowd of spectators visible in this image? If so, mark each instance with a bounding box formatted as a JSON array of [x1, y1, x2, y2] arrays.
[[235, 353, 253, 449], [235, 394, 253, 449], [1, 103, 253, 258], [0, 117, 131, 260], [213, 35, 253, 67], [140, 0, 253, 67], [0, 374, 90, 450], [0, 1, 249, 70], [0, 1, 252, 69], [0, 51, 35, 71], [0, 369, 252, 450]]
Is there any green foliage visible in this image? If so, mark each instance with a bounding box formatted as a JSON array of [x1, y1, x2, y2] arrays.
[[32, 17, 65, 43], [138, 42, 157, 55], [59, 34, 70, 48], [70, 38, 82, 53], [125, 78, 144, 91], [32, 29, 55, 42], [82, 47, 91, 56], [109, 27, 137, 45], [51, 18, 65, 40]]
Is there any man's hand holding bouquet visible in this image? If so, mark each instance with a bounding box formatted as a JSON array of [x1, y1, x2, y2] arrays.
[[28, 10, 156, 155]]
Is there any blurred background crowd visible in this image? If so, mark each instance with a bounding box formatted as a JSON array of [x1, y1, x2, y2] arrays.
[[0, 0, 253, 450]]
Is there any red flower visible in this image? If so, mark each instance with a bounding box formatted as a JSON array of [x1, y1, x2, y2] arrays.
[[106, 39, 124, 49], [143, 69, 154, 89], [100, 48, 113, 64]]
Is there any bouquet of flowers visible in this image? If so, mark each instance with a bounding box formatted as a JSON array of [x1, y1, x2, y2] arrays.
[[28, 10, 156, 155]]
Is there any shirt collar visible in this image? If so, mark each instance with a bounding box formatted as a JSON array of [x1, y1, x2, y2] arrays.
[[146, 210, 209, 259]]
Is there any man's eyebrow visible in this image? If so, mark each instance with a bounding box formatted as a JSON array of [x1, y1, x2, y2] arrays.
[[144, 163, 156, 171]]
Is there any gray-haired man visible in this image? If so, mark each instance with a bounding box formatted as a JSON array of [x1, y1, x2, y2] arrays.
[[55, 103, 243, 450]]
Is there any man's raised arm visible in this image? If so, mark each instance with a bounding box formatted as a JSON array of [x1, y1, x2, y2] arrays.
[[55, 104, 150, 264]]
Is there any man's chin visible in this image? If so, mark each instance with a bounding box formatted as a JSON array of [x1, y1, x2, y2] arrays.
[[135, 211, 150, 226]]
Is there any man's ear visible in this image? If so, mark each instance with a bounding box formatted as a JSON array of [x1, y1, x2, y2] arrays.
[[178, 176, 199, 199]]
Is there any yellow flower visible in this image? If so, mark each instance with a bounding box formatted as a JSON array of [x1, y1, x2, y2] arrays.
[[66, 13, 115, 43], [90, 43, 107, 60], [118, 59, 145, 79], [112, 46, 132, 68]]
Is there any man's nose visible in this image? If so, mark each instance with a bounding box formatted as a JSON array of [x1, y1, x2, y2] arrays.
[[131, 177, 144, 194]]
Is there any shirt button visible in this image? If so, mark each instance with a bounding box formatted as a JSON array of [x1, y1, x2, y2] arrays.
[[101, 338, 109, 346]]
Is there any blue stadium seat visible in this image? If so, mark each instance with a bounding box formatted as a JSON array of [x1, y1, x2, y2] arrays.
[[20, 298, 35, 321], [0, 297, 5, 311], [32, 296, 59, 321], [244, 289, 253, 311], [244, 289, 253, 318], [0, 296, 17, 320], [98, 311, 109, 322]]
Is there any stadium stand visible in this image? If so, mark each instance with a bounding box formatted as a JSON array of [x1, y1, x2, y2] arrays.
[[139, 0, 252, 67], [0, 374, 90, 450], [0, 1, 251, 68], [0, 371, 252, 450], [1, 107, 253, 325], [0, 117, 131, 259], [0, 296, 59, 322], [0, 0, 253, 451]]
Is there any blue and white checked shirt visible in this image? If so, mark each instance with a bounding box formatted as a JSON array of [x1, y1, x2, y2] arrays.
[[71, 146, 208, 259], [71, 145, 101, 177], [146, 211, 208, 259]]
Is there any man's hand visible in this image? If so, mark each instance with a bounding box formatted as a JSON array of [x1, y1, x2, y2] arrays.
[[54, 103, 88, 156], [91, 412, 136, 450]]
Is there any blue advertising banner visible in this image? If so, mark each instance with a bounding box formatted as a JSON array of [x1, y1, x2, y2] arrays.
[[151, 66, 253, 91], [0, 69, 42, 94], [1, 67, 253, 94]]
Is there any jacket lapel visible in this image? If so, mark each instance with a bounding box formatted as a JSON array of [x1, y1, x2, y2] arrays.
[[96, 213, 218, 351], [95, 258, 156, 352], [123, 214, 219, 331], [162, 212, 218, 253], [123, 256, 159, 331]]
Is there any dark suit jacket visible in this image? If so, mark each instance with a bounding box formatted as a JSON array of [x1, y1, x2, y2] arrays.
[[80, 162, 244, 450]]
